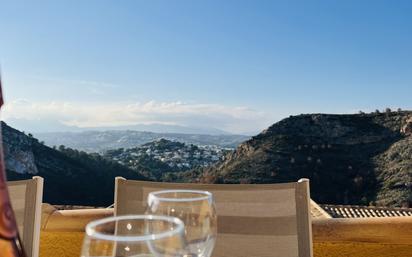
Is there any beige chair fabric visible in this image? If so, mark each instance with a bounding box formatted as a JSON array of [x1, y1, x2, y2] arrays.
[[114, 177, 313, 257], [7, 176, 44, 257]]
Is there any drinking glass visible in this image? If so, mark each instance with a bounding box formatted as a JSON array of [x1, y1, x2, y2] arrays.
[[80, 215, 187, 257], [146, 190, 217, 257]]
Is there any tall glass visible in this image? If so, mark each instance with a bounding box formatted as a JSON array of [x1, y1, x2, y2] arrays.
[[80, 215, 187, 257], [146, 190, 217, 257]]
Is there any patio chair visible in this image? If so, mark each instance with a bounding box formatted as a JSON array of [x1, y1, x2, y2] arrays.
[[114, 177, 313, 257], [7, 176, 44, 257]]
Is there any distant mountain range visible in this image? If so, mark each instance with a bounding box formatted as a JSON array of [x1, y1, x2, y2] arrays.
[[6, 118, 236, 135], [34, 130, 249, 152], [196, 111, 412, 208]]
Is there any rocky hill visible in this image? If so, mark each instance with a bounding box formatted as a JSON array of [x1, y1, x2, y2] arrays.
[[197, 111, 412, 207], [2, 122, 147, 206]]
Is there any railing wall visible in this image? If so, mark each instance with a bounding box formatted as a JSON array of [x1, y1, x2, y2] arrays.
[[39, 204, 412, 257]]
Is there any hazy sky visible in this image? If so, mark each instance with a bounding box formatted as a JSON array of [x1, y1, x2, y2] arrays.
[[1, 0, 411, 134]]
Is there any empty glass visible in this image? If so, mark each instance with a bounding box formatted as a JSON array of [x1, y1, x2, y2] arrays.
[[146, 190, 217, 257], [80, 215, 187, 257]]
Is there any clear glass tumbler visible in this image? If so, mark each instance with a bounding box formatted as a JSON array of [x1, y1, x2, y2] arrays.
[[80, 215, 187, 257]]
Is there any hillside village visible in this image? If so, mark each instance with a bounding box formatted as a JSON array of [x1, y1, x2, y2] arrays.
[[103, 139, 232, 178]]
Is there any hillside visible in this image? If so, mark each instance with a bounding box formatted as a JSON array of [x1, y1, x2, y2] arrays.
[[198, 111, 412, 207], [35, 130, 249, 152], [2, 122, 147, 206], [4, 111, 412, 208]]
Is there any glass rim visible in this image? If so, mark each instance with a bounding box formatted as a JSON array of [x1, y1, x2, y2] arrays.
[[148, 189, 213, 202], [85, 214, 185, 242]]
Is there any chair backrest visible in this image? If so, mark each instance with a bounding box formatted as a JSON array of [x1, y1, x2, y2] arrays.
[[7, 176, 44, 257], [114, 177, 313, 257]]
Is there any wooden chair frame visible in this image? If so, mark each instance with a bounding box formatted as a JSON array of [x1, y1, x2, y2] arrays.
[[8, 176, 44, 257]]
